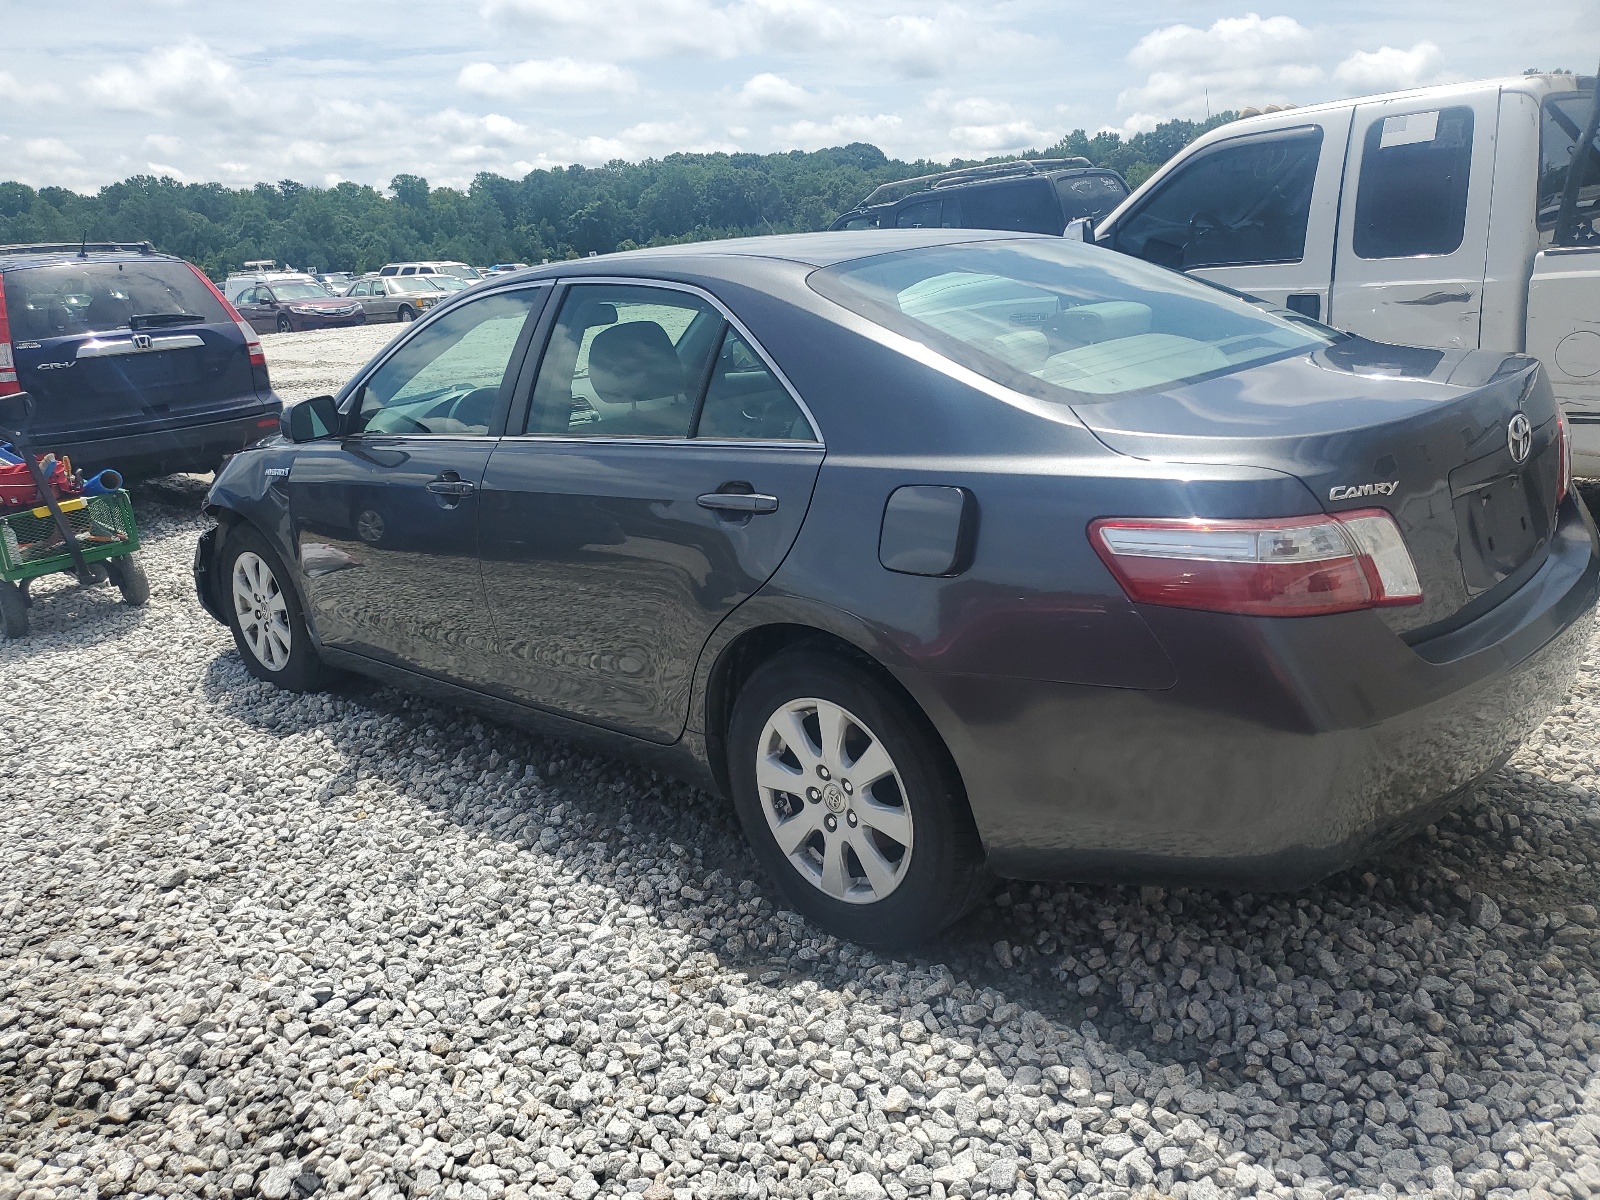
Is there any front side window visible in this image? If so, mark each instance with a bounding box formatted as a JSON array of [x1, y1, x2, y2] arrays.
[[1112, 128, 1324, 270], [1353, 106, 1474, 259], [1539, 92, 1600, 243], [526, 284, 721, 437], [811, 239, 1333, 400], [896, 198, 943, 229], [352, 289, 543, 436]]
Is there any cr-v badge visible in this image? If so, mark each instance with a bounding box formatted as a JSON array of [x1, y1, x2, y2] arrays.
[[1329, 480, 1399, 501]]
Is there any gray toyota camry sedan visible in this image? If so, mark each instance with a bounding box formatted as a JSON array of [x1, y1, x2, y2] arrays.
[[194, 230, 1598, 947]]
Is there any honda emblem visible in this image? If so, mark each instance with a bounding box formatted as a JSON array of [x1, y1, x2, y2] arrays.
[[132, 333, 153, 351]]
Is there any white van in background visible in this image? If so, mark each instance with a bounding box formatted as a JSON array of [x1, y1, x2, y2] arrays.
[[1093, 73, 1600, 473]]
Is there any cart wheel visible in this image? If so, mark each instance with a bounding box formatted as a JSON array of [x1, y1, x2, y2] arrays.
[[108, 554, 150, 606], [0, 581, 28, 639]]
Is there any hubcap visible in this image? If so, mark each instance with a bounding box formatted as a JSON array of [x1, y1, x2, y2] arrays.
[[231, 551, 292, 672], [755, 697, 913, 905]]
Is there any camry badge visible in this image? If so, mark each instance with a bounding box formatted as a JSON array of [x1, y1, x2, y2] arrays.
[[1329, 480, 1399, 501], [1507, 412, 1532, 464]]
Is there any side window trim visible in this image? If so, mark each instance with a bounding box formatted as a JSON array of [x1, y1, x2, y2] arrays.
[[1112, 124, 1326, 267], [503, 275, 823, 445], [335, 282, 553, 439]]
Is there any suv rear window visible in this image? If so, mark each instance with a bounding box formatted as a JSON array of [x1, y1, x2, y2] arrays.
[[945, 180, 1062, 234], [4, 260, 230, 340], [810, 239, 1332, 400]]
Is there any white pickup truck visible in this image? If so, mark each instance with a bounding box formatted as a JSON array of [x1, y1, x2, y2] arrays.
[[1092, 73, 1600, 472]]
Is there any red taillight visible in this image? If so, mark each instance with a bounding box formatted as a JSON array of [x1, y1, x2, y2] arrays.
[[1557, 410, 1573, 506], [0, 273, 19, 397], [1091, 509, 1424, 617], [187, 263, 266, 367]]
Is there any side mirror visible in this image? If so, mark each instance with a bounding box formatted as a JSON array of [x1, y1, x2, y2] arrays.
[[1064, 217, 1094, 242], [282, 394, 341, 443], [0, 390, 36, 436]]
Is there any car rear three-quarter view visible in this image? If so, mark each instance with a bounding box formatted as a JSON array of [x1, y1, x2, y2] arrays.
[[195, 230, 1598, 948]]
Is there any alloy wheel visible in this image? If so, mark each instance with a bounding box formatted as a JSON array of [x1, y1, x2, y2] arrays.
[[755, 697, 913, 904], [231, 551, 292, 671]]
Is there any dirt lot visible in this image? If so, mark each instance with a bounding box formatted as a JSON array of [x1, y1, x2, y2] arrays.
[[4, 327, 1600, 1200]]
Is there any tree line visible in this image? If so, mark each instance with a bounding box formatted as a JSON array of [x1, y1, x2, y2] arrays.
[[0, 116, 1236, 277]]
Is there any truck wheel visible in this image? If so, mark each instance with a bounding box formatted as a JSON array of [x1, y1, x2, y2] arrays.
[[108, 554, 150, 606], [0, 581, 28, 638]]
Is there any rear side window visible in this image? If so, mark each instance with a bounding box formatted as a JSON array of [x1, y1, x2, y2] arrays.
[[896, 197, 943, 228], [1539, 92, 1600, 240], [3, 260, 231, 340], [1112, 128, 1323, 270], [946, 180, 1062, 234], [1353, 107, 1474, 259], [1055, 173, 1128, 222]]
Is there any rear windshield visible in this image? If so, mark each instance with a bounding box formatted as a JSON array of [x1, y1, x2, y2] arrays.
[[810, 239, 1333, 400], [4, 260, 230, 340]]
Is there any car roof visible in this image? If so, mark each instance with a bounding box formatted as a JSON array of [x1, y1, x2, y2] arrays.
[[0, 245, 180, 272], [505, 228, 1052, 282]]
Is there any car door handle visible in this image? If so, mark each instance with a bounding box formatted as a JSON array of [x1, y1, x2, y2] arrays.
[[697, 491, 779, 514], [1397, 290, 1473, 306], [426, 478, 476, 496]]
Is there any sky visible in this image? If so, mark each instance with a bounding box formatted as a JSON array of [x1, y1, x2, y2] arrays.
[[0, 1, 1593, 194]]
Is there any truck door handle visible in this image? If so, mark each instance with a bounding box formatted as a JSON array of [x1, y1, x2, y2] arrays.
[[697, 491, 779, 514], [426, 475, 476, 496]]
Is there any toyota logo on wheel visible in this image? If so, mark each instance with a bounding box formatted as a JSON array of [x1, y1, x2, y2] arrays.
[[1507, 412, 1533, 464]]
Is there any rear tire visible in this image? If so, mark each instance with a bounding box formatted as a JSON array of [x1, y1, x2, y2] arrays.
[[727, 648, 986, 948], [108, 554, 150, 606], [276, 314, 293, 333], [219, 524, 330, 691], [0, 581, 28, 639], [397, 305, 416, 323]]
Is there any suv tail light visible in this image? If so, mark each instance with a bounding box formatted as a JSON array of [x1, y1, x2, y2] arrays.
[[1091, 509, 1423, 617], [0, 273, 18, 397], [187, 264, 267, 370]]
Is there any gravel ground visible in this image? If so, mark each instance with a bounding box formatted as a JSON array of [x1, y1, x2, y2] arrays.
[[5, 329, 1600, 1200]]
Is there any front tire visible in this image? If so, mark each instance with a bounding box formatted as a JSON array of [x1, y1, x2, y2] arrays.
[[108, 554, 149, 606], [0, 581, 28, 639], [276, 314, 293, 333], [219, 524, 329, 691], [727, 648, 986, 948], [397, 305, 416, 323]]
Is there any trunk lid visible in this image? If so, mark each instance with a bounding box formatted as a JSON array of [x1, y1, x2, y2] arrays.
[[4, 259, 265, 442], [1071, 338, 1563, 634]]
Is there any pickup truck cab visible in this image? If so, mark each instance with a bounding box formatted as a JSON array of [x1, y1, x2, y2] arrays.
[[1093, 73, 1600, 473]]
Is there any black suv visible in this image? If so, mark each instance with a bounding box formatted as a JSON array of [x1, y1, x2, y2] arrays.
[[0, 243, 281, 478], [829, 158, 1129, 236]]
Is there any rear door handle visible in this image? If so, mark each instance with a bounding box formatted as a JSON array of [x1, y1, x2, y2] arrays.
[[697, 492, 779, 514]]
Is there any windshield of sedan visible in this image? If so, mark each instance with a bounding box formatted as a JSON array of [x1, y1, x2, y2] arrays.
[[810, 239, 1334, 400], [392, 277, 439, 293], [271, 282, 332, 300]]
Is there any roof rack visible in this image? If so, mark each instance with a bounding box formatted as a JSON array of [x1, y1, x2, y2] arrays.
[[0, 241, 156, 257], [858, 158, 1095, 208]]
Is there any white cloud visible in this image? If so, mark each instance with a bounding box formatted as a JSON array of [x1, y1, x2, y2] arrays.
[[738, 73, 812, 110], [1333, 42, 1448, 94], [23, 138, 82, 163], [1118, 14, 1326, 119], [458, 58, 636, 98], [85, 40, 240, 116], [0, 71, 64, 104], [147, 162, 186, 180], [923, 92, 1054, 158], [773, 113, 904, 151]]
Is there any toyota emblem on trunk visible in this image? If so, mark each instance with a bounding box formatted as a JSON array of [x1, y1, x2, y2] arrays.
[[1507, 413, 1532, 464]]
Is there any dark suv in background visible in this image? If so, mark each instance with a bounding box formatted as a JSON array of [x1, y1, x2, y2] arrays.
[[830, 158, 1129, 235], [0, 243, 281, 478]]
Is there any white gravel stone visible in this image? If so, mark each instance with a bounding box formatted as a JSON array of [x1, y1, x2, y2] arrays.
[[3, 328, 1600, 1200]]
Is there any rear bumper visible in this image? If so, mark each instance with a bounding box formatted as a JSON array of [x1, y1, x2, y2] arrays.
[[42, 405, 282, 478], [900, 496, 1600, 889]]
